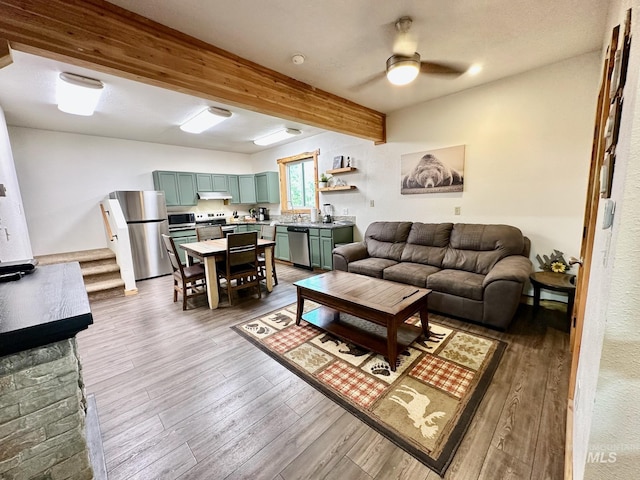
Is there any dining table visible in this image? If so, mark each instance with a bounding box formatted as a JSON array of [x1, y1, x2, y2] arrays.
[[179, 237, 277, 309]]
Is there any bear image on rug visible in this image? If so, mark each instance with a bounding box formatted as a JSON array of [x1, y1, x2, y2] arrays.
[[401, 145, 465, 194]]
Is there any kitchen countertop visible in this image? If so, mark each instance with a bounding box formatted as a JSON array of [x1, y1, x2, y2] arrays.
[[0, 262, 93, 357], [231, 220, 354, 229]]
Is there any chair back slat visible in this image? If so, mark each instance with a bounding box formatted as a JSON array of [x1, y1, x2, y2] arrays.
[[161, 234, 183, 272], [227, 231, 258, 267], [196, 225, 224, 241], [260, 225, 276, 241]]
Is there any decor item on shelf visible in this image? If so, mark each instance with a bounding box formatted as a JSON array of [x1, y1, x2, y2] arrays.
[[401, 145, 465, 194], [536, 250, 572, 273], [333, 156, 344, 169], [346, 156, 352, 167], [318, 173, 331, 188], [233, 303, 507, 477]]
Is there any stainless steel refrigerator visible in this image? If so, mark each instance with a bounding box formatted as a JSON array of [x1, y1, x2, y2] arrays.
[[109, 191, 172, 280]]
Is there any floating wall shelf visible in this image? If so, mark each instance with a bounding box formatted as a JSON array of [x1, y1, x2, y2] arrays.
[[326, 167, 357, 175], [318, 185, 357, 192]]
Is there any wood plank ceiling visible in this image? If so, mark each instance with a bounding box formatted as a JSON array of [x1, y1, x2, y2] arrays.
[[0, 0, 386, 144]]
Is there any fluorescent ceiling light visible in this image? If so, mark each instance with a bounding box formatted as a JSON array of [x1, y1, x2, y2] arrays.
[[253, 128, 302, 146], [386, 54, 420, 86], [57, 72, 104, 116], [180, 107, 232, 133]]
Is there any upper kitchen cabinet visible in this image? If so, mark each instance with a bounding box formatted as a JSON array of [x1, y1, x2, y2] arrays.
[[238, 175, 257, 204], [153, 170, 197, 206], [196, 173, 228, 192], [255, 171, 280, 204]]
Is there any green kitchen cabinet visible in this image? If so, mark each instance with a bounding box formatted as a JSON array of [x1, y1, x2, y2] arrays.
[[152, 171, 180, 206], [255, 171, 280, 204], [153, 170, 197, 206], [196, 173, 214, 192], [177, 172, 198, 205], [238, 175, 257, 204], [308, 226, 354, 270], [169, 229, 197, 264], [275, 226, 290, 261], [212, 174, 228, 192], [236, 224, 248, 233], [309, 228, 321, 268], [227, 175, 240, 203]]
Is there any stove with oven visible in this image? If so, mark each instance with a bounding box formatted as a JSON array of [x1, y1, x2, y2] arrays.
[[195, 212, 236, 235]]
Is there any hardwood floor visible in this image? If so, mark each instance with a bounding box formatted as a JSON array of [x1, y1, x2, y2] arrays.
[[76, 264, 570, 480]]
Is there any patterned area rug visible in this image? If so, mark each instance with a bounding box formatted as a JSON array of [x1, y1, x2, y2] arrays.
[[232, 302, 506, 476]]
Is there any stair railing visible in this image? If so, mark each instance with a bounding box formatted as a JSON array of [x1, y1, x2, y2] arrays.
[[100, 204, 117, 241]]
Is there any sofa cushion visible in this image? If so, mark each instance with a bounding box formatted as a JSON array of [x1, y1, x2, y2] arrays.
[[383, 262, 441, 288], [401, 222, 453, 267], [364, 221, 412, 261], [348, 257, 398, 279], [442, 224, 526, 275], [427, 269, 485, 301]]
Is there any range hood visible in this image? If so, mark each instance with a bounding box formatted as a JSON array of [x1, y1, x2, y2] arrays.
[[197, 191, 233, 200]]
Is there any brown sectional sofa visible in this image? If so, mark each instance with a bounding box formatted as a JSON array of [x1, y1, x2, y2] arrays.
[[332, 222, 532, 330]]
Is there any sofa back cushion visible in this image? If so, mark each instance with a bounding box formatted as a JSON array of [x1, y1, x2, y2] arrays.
[[442, 224, 526, 274], [401, 222, 453, 267], [364, 221, 412, 261]]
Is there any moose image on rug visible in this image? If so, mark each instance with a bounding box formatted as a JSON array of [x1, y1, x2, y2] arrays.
[[233, 303, 506, 476]]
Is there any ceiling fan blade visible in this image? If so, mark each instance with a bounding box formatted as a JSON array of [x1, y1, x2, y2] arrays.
[[420, 61, 468, 76], [349, 71, 386, 91]]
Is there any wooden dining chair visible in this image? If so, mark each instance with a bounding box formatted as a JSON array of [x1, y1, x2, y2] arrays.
[[161, 234, 207, 310], [257, 224, 278, 286], [196, 225, 223, 241], [217, 231, 261, 305]]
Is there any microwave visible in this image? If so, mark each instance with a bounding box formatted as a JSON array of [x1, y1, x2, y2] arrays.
[[167, 212, 195, 228]]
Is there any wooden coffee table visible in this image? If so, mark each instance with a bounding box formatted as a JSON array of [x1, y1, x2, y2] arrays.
[[294, 271, 431, 371]]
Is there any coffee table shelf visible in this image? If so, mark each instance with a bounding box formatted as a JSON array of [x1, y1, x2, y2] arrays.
[[302, 306, 424, 360]]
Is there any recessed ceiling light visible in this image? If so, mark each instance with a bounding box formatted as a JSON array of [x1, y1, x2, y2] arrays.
[[253, 128, 302, 146], [467, 64, 482, 76], [180, 107, 232, 134], [292, 54, 305, 65], [57, 72, 104, 116]]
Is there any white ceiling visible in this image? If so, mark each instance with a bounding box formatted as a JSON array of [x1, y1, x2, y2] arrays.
[[0, 0, 610, 154]]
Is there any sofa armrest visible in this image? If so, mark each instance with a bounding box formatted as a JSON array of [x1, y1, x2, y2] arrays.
[[332, 242, 368, 271], [483, 255, 532, 287]]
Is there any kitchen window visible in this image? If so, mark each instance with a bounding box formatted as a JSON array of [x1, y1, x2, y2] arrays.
[[277, 150, 319, 213]]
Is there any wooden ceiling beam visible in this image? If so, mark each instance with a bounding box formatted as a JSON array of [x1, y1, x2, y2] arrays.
[[0, 38, 12, 69], [0, 0, 386, 143]]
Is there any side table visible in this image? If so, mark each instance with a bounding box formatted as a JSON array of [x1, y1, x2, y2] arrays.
[[529, 271, 577, 325]]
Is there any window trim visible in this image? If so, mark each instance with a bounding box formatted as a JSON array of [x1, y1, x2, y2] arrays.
[[277, 149, 319, 214]]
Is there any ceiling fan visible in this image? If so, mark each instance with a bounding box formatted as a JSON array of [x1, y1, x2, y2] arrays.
[[358, 16, 468, 88]]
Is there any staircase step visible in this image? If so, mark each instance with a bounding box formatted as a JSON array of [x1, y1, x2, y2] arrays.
[[36, 248, 116, 267], [86, 278, 126, 302], [81, 263, 121, 279]]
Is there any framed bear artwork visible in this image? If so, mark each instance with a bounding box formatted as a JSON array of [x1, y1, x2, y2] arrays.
[[401, 145, 465, 194]]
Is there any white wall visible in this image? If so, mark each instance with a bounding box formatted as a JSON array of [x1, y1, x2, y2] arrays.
[[0, 107, 32, 261], [253, 52, 601, 294], [8, 129, 250, 255], [577, 1, 640, 478]]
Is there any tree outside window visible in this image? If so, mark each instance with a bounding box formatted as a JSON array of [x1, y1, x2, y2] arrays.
[[278, 150, 319, 213]]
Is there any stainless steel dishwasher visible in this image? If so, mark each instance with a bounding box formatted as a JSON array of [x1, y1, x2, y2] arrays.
[[287, 226, 312, 269]]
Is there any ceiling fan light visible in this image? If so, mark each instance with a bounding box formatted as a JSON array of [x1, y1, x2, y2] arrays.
[[180, 106, 232, 133], [253, 128, 302, 146], [57, 72, 104, 116], [386, 54, 420, 86]]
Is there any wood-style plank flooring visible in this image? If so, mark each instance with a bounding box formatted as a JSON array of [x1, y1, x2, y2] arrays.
[[76, 264, 570, 480]]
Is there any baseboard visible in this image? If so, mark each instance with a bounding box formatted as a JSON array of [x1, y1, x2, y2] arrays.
[[125, 288, 138, 296]]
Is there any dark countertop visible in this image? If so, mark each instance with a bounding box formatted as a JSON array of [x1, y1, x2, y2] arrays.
[[0, 262, 93, 357]]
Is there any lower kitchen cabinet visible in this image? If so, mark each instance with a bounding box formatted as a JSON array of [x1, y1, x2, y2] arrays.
[[169, 229, 197, 264], [275, 226, 290, 262], [311, 226, 353, 270]]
